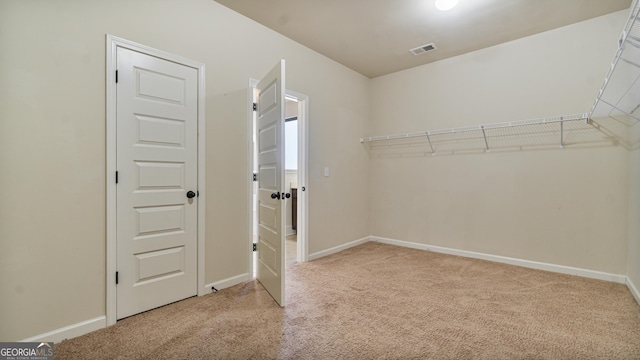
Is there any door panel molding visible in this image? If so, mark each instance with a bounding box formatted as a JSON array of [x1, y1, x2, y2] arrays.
[[106, 35, 206, 326]]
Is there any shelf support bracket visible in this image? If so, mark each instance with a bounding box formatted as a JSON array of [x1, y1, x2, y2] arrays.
[[481, 126, 489, 152], [560, 119, 564, 149], [426, 132, 435, 156]]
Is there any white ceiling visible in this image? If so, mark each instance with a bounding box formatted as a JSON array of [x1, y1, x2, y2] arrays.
[[215, 0, 632, 78]]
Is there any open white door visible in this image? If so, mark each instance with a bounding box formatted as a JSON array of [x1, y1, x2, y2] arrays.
[[256, 60, 286, 306]]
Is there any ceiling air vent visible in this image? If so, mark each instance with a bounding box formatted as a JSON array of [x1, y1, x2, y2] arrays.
[[410, 43, 437, 55]]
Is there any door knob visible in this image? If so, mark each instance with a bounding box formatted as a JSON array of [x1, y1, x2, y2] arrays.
[[186, 191, 196, 199], [284, 193, 291, 199], [271, 192, 281, 199]]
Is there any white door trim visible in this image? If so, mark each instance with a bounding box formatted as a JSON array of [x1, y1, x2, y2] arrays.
[[247, 80, 309, 277], [106, 35, 206, 326]]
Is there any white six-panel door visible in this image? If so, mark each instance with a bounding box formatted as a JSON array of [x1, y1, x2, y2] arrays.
[[116, 47, 198, 319], [256, 60, 286, 306]]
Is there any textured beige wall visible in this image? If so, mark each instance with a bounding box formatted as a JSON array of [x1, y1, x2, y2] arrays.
[[369, 11, 630, 274], [0, 0, 370, 341]]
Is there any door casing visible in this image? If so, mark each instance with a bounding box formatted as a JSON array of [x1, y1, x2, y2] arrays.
[[106, 35, 206, 326]]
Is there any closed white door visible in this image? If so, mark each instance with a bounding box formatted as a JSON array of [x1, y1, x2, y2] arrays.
[[116, 47, 198, 319], [256, 60, 286, 306]]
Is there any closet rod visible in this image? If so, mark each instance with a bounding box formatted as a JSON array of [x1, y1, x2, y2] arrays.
[[360, 113, 588, 143]]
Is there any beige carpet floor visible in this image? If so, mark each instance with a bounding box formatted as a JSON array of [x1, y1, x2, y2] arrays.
[[286, 234, 297, 268], [56, 242, 640, 359]]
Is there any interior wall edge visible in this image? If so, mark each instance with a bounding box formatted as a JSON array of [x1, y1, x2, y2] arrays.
[[628, 145, 640, 305], [627, 276, 640, 307], [308, 236, 370, 261]]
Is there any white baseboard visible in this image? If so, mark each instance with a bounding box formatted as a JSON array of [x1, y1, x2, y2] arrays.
[[204, 273, 251, 294], [21, 316, 106, 343], [371, 236, 627, 284], [18, 240, 636, 344], [308, 236, 369, 261], [627, 276, 640, 306]]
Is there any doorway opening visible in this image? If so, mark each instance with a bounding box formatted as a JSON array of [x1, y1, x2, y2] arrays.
[[249, 82, 308, 278], [284, 95, 300, 268]]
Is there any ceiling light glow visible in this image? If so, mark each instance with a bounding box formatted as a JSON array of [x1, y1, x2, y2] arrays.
[[435, 0, 459, 11]]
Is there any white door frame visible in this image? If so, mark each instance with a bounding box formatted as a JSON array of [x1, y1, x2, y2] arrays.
[[105, 35, 206, 326], [247, 80, 309, 277]]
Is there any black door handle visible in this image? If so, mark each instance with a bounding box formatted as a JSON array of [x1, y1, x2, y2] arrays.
[[284, 193, 291, 199], [271, 192, 281, 199], [186, 191, 196, 199]]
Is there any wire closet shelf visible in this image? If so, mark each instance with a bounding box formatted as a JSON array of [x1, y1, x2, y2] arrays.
[[588, 0, 640, 123], [360, 114, 589, 154], [361, 0, 640, 154]]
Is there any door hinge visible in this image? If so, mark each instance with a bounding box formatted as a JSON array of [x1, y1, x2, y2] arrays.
[[252, 172, 258, 182], [252, 102, 257, 111], [115, 171, 119, 184], [116, 271, 119, 285], [253, 243, 257, 252], [115, 70, 118, 83]]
